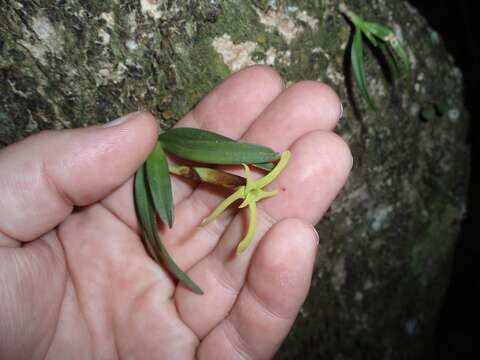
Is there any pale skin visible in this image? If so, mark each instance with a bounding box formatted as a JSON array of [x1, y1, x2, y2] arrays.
[[0, 66, 352, 359]]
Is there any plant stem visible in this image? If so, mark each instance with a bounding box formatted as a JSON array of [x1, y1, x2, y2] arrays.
[[168, 163, 246, 188]]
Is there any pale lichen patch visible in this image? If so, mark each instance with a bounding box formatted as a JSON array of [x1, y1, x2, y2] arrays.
[[96, 62, 128, 86], [448, 108, 460, 122], [125, 39, 139, 51], [369, 78, 387, 97], [264, 47, 277, 65], [325, 63, 345, 86], [140, 0, 165, 20], [371, 205, 394, 232], [212, 34, 257, 72], [100, 12, 115, 28], [278, 50, 292, 66], [312, 46, 330, 60], [97, 29, 111, 46], [260, 47, 292, 66], [296, 10, 319, 29], [255, 7, 303, 44], [20, 13, 64, 65], [126, 12, 138, 32]]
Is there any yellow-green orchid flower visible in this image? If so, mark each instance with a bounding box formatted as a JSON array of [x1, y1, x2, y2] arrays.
[[201, 150, 291, 254]]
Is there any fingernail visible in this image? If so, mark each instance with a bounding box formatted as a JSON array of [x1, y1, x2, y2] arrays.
[[103, 112, 141, 128], [312, 226, 319, 245]]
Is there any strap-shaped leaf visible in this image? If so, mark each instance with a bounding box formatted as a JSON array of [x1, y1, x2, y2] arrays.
[[379, 42, 400, 80], [338, 3, 376, 46], [135, 165, 203, 295], [365, 22, 410, 75], [163, 128, 234, 142], [364, 22, 393, 40], [389, 38, 410, 75], [362, 30, 378, 47], [159, 128, 278, 164], [146, 142, 174, 228], [253, 162, 274, 171], [351, 28, 375, 109], [135, 167, 161, 264]]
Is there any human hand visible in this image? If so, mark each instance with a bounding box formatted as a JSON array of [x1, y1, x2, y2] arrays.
[[0, 66, 351, 359]]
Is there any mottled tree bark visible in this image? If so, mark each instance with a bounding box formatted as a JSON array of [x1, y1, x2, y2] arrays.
[[0, 1, 469, 359]]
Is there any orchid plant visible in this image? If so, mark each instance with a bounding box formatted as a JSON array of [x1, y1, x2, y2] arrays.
[[134, 128, 289, 294], [338, 3, 411, 109]]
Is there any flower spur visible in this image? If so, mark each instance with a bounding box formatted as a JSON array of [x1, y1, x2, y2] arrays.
[[200, 150, 291, 254]]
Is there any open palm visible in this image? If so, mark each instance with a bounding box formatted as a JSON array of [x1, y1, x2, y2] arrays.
[[0, 66, 351, 360]]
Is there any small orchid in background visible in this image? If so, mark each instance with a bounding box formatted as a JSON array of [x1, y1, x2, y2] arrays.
[[134, 127, 288, 295], [338, 3, 411, 109]]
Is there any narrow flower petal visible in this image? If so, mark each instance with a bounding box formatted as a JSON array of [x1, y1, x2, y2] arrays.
[[237, 201, 257, 254], [254, 189, 278, 202], [242, 164, 255, 194], [239, 192, 255, 208], [200, 189, 243, 226], [255, 150, 291, 189]]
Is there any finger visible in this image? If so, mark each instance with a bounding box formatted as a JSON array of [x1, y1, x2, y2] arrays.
[[166, 82, 343, 267], [101, 65, 284, 231], [241, 80, 343, 150], [177, 65, 284, 136], [0, 112, 157, 244], [196, 218, 318, 359], [175, 131, 352, 337]]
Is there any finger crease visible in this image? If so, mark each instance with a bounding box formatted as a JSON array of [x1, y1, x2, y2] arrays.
[[256, 203, 278, 228], [41, 160, 75, 208], [245, 282, 294, 322], [0, 226, 21, 244], [188, 191, 232, 238], [99, 203, 139, 237], [223, 318, 255, 360], [207, 259, 239, 296]]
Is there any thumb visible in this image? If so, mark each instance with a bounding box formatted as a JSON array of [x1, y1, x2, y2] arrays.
[[0, 112, 158, 243]]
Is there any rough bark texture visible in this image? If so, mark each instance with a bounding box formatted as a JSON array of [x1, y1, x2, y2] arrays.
[[0, 0, 469, 359]]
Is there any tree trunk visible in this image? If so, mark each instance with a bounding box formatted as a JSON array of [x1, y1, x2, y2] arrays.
[[0, 1, 469, 358]]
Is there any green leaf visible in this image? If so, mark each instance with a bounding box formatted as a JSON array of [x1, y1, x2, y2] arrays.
[[338, 4, 376, 46], [389, 38, 410, 75], [364, 22, 393, 41], [163, 127, 234, 142], [351, 28, 375, 109], [135, 165, 204, 295], [253, 162, 274, 171], [362, 30, 378, 47], [364, 22, 410, 76], [379, 42, 400, 80], [134, 167, 161, 265], [338, 3, 365, 30], [146, 142, 174, 228], [158, 128, 278, 165], [152, 225, 204, 295]]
